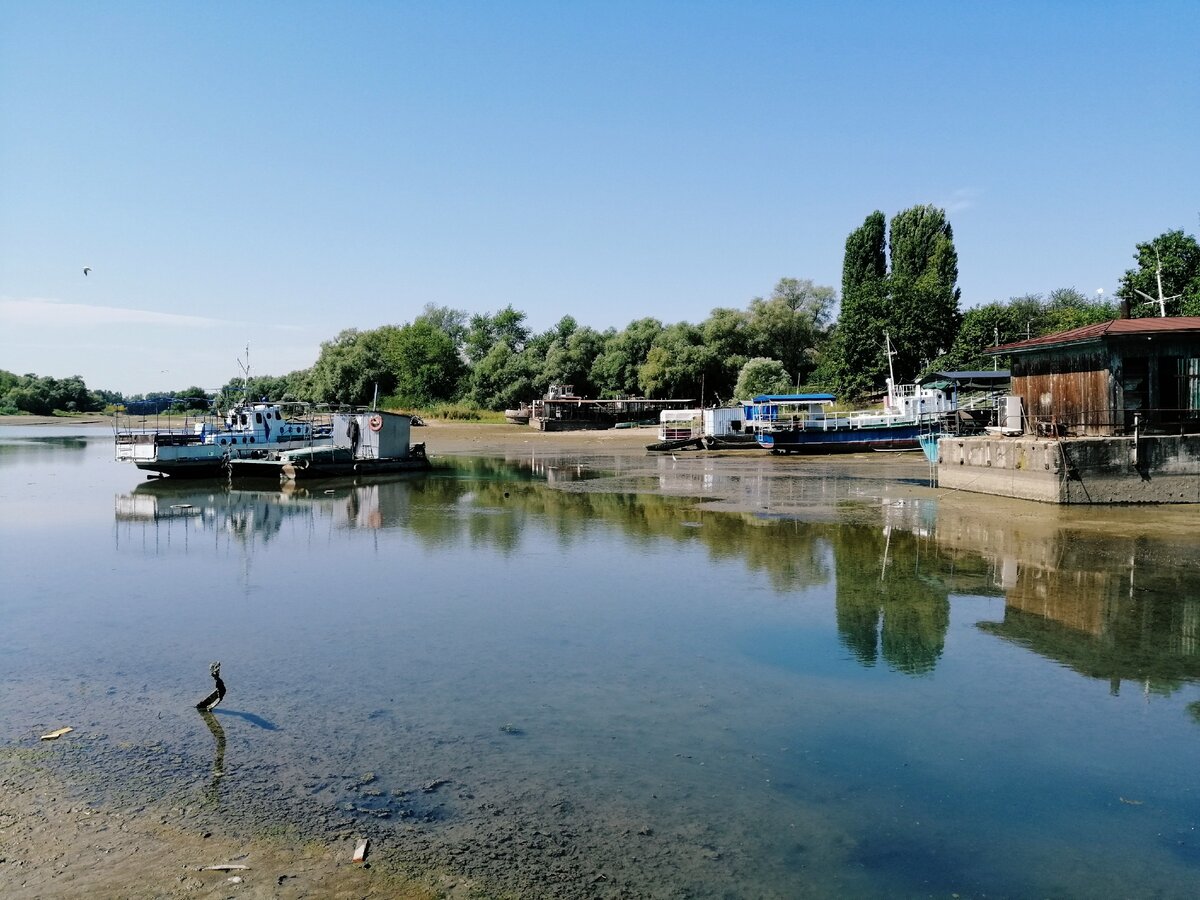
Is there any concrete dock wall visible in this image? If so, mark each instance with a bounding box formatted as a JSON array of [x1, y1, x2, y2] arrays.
[[937, 434, 1200, 504]]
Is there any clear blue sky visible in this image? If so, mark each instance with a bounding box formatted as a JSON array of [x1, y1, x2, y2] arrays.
[[2, 1, 1198, 394]]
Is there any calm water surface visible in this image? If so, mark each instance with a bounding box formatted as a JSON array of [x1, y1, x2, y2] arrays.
[[2, 426, 1200, 898]]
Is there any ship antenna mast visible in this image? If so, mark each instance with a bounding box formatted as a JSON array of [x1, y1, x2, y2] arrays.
[[236, 344, 251, 400], [1133, 246, 1180, 317]]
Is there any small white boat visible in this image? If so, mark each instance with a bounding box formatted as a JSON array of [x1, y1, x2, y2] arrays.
[[115, 400, 333, 478]]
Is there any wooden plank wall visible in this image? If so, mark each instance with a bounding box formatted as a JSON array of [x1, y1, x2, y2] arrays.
[[1013, 347, 1116, 434]]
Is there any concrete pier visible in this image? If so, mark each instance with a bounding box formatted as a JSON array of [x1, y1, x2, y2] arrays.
[[936, 434, 1200, 504]]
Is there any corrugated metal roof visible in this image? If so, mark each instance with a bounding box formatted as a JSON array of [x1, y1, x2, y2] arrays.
[[989, 317, 1200, 354]]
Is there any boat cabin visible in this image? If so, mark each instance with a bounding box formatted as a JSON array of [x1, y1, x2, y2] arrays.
[[657, 407, 747, 442], [201, 402, 315, 448], [742, 394, 836, 431]]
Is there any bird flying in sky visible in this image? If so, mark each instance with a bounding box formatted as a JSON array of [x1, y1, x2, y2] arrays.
[[83, 266, 92, 276]]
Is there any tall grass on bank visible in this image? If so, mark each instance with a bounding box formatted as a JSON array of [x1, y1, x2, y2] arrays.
[[380, 400, 507, 423]]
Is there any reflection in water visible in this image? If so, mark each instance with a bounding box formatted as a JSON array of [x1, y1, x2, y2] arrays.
[[114, 463, 1200, 694], [832, 522, 950, 675], [9, 441, 1200, 897], [874, 498, 1200, 695], [977, 533, 1200, 696], [198, 709, 225, 803], [0, 433, 89, 464]]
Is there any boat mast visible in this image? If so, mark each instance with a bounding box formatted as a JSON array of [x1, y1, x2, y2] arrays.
[[236, 344, 251, 402], [885, 332, 897, 381]]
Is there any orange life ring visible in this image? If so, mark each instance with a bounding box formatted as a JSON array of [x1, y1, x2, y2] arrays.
[[368, 414, 383, 432]]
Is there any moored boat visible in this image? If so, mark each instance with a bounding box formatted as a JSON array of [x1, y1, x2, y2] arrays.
[[647, 406, 759, 451], [228, 410, 431, 482], [115, 400, 333, 478], [752, 381, 952, 454]]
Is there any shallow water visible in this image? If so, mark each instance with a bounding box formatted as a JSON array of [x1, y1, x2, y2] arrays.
[[3, 427, 1200, 898]]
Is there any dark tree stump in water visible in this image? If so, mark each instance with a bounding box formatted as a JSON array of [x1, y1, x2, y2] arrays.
[[195, 661, 226, 710]]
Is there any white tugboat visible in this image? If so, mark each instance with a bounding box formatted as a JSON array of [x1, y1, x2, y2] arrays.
[[115, 399, 333, 478]]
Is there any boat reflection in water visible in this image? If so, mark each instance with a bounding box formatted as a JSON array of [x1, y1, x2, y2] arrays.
[[113, 477, 412, 550]]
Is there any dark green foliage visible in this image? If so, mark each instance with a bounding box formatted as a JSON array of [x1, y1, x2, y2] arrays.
[[465, 305, 530, 363], [308, 328, 398, 405], [386, 319, 466, 406], [170, 386, 211, 412], [589, 318, 663, 397], [933, 289, 1118, 372], [700, 307, 750, 402], [0, 371, 109, 415], [745, 278, 835, 391], [638, 322, 717, 400], [886, 205, 961, 381], [828, 211, 889, 398], [734, 357, 792, 399], [465, 341, 541, 410], [540, 319, 606, 398], [827, 206, 961, 399], [1117, 229, 1200, 317]]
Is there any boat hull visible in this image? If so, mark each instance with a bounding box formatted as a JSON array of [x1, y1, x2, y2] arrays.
[[758, 423, 922, 454], [229, 445, 431, 482]]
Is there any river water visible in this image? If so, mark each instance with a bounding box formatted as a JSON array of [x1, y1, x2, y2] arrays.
[[2, 426, 1200, 898]]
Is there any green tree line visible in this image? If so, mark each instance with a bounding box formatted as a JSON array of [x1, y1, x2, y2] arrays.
[[5, 212, 1197, 415]]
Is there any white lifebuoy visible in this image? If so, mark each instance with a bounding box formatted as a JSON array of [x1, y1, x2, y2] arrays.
[[368, 414, 383, 432]]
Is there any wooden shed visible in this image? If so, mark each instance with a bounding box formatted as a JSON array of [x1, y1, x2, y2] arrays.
[[991, 317, 1200, 436]]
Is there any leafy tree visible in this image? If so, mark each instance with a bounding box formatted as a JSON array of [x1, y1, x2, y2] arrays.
[[222, 374, 293, 402], [590, 318, 663, 396], [698, 307, 750, 401], [637, 322, 717, 400], [1117, 229, 1200, 317], [540, 322, 606, 397], [465, 305, 531, 363], [734, 357, 793, 399], [826, 206, 961, 398], [1042, 287, 1117, 332], [170, 386, 211, 412], [0, 371, 114, 414], [934, 289, 1118, 372], [887, 204, 961, 380], [384, 319, 465, 405], [466, 341, 540, 409], [414, 303, 468, 351], [746, 278, 835, 388], [828, 211, 889, 398], [308, 328, 398, 405]]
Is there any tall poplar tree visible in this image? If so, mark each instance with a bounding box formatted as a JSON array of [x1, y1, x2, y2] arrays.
[[826, 206, 961, 398], [829, 211, 888, 398], [887, 205, 961, 380]]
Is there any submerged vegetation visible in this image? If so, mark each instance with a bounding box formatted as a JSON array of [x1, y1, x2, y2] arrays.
[[6, 214, 1193, 416]]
